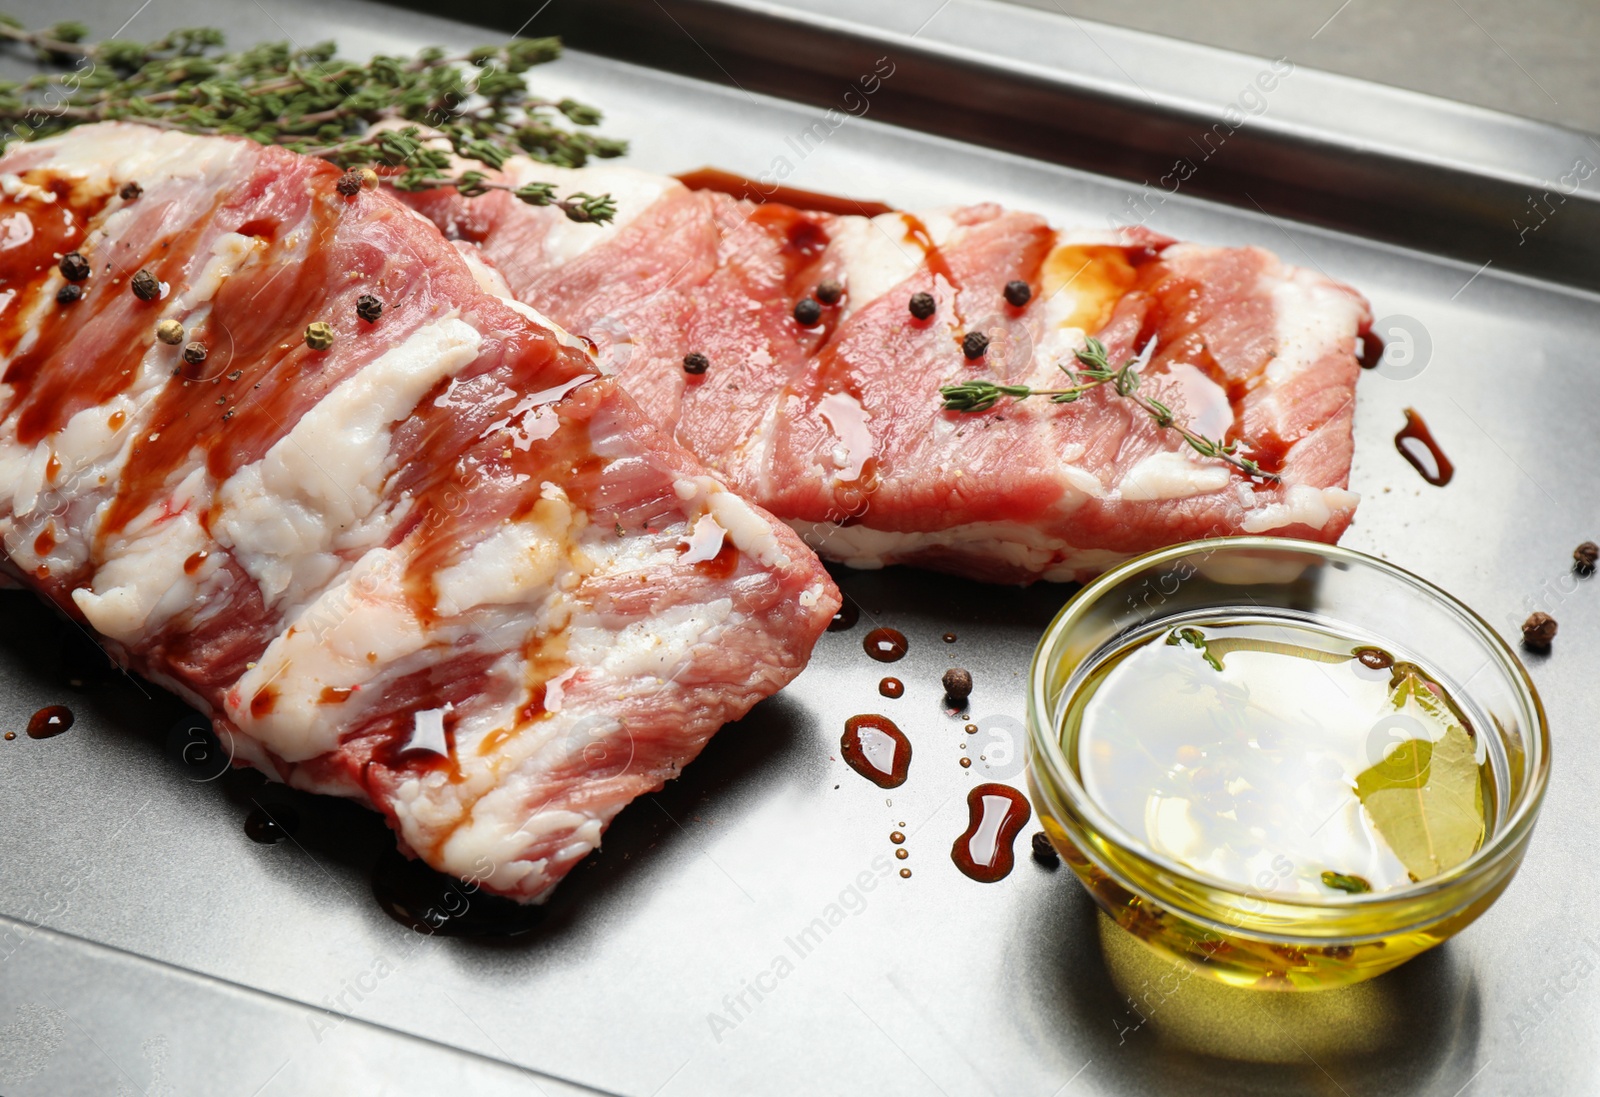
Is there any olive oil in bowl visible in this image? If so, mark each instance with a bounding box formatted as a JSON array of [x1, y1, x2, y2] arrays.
[[1028, 539, 1549, 991], [1072, 620, 1494, 903]]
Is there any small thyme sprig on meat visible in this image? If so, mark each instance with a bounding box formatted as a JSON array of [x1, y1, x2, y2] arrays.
[[939, 336, 1278, 481], [0, 17, 625, 222]]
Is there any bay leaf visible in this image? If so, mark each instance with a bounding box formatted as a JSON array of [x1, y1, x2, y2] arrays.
[[1354, 719, 1485, 882]]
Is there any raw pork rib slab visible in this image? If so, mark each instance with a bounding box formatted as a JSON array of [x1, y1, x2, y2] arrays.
[[405, 161, 1372, 582], [0, 123, 838, 902]]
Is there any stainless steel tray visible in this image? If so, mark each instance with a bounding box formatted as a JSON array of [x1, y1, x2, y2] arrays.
[[2, 2, 1595, 1094]]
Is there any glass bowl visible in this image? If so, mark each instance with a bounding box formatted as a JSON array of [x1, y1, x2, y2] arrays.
[[1027, 536, 1550, 990]]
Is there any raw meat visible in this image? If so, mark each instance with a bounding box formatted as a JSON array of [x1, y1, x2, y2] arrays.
[[0, 123, 838, 901], [405, 159, 1371, 582]]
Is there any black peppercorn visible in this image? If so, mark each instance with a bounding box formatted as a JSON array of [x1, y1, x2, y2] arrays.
[[1003, 280, 1032, 307], [55, 284, 82, 305], [336, 171, 363, 197], [682, 352, 709, 375], [942, 667, 973, 703], [961, 331, 990, 360], [182, 342, 207, 366], [815, 279, 843, 305], [1575, 541, 1598, 575], [59, 252, 90, 282], [793, 297, 823, 326], [1522, 611, 1557, 652], [119, 181, 143, 201], [908, 292, 936, 320], [356, 294, 383, 323], [1031, 831, 1059, 866], [130, 269, 160, 301]]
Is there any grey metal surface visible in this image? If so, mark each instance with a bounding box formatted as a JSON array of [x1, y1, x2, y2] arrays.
[[0, 917, 609, 1096], [1001, 0, 1600, 136], [0, 1, 1595, 1095], [521, 0, 1600, 291]]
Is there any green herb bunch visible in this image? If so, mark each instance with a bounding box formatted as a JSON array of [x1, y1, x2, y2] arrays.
[[940, 336, 1277, 480], [0, 17, 624, 222]]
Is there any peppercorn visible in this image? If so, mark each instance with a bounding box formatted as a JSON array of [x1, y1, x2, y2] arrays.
[[59, 252, 90, 282], [304, 321, 335, 351], [1575, 541, 1598, 575], [119, 181, 143, 201], [908, 292, 936, 320], [359, 168, 380, 190], [356, 294, 382, 323], [182, 341, 207, 365], [961, 331, 990, 360], [942, 666, 973, 703], [156, 319, 185, 345], [1031, 831, 1059, 866], [1003, 280, 1032, 307], [1522, 611, 1557, 652], [55, 284, 81, 305], [793, 297, 823, 326], [130, 269, 160, 301], [336, 171, 363, 197], [815, 279, 843, 305], [682, 352, 709, 375]]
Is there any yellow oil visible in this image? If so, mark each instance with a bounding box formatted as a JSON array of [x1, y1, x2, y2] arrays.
[[1048, 615, 1502, 990]]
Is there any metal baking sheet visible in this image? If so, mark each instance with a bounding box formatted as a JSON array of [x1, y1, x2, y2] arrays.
[[2, 1, 1596, 1094]]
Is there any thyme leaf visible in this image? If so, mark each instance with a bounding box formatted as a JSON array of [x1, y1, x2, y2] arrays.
[[1320, 870, 1372, 894], [1166, 626, 1223, 672], [0, 17, 625, 222]]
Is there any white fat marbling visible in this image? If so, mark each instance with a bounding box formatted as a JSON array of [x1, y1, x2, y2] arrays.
[[828, 210, 958, 317], [184, 232, 265, 305], [29, 123, 249, 197], [670, 475, 791, 569], [1117, 451, 1231, 501], [0, 173, 57, 203], [1241, 484, 1359, 533], [679, 513, 727, 564], [214, 317, 483, 612], [568, 598, 735, 682], [792, 518, 1126, 582], [72, 467, 210, 642], [1265, 264, 1367, 384], [432, 491, 576, 618]]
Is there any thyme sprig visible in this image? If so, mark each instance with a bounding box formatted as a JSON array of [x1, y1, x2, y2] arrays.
[[0, 17, 625, 223], [940, 336, 1278, 481], [1166, 626, 1223, 671]]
